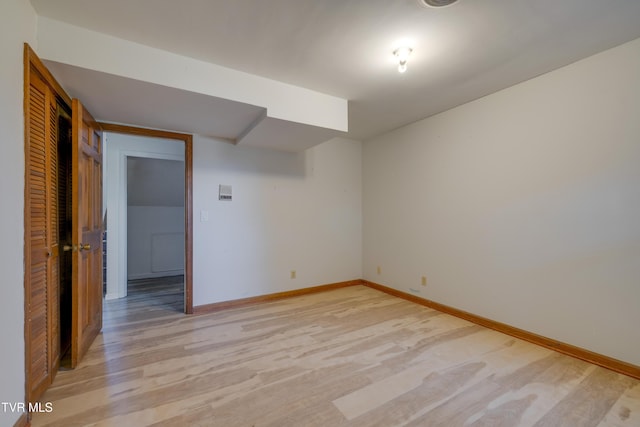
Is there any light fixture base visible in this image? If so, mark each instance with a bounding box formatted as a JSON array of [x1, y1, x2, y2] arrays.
[[419, 0, 459, 8], [393, 47, 413, 73]]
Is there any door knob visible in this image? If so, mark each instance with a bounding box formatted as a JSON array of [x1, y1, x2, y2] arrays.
[[63, 245, 77, 252], [79, 243, 91, 251]]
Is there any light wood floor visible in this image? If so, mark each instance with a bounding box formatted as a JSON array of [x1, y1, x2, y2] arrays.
[[32, 281, 640, 426]]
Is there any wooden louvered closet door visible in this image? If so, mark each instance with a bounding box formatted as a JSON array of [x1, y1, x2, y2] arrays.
[[25, 68, 61, 402], [25, 45, 104, 403]]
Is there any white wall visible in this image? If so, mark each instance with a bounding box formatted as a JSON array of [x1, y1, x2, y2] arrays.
[[0, 0, 37, 424], [127, 206, 184, 279], [104, 132, 184, 299], [363, 37, 640, 366], [193, 137, 362, 306]]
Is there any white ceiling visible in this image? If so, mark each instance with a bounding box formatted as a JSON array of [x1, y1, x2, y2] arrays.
[[31, 0, 640, 141], [46, 61, 265, 141]]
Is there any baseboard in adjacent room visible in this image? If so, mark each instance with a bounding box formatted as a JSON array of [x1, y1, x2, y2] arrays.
[[127, 271, 184, 281], [362, 279, 640, 381], [193, 280, 361, 314]]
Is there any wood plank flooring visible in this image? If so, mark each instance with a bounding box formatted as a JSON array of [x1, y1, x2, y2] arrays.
[[32, 282, 640, 426]]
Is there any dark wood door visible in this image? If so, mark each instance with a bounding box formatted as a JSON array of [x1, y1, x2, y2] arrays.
[[70, 99, 103, 367]]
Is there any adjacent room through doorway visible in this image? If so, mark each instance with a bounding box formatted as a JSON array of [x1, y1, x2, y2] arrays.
[[126, 156, 185, 312], [102, 128, 192, 313]]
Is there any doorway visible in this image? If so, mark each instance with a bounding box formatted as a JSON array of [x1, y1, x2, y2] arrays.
[[101, 124, 194, 313], [126, 156, 185, 312]]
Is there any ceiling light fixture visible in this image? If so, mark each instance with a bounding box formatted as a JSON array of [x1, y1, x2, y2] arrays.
[[393, 46, 413, 73], [420, 0, 459, 7]]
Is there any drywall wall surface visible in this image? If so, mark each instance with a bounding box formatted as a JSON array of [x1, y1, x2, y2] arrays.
[[127, 206, 184, 279], [0, 0, 37, 423], [127, 157, 184, 207], [363, 37, 640, 365], [193, 137, 362, 305]]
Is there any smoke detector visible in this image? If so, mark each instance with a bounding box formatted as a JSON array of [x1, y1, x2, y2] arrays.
[[419, 0, 460, 7]]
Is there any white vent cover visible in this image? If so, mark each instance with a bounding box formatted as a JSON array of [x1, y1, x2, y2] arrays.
[[219, 184, 232, 201]]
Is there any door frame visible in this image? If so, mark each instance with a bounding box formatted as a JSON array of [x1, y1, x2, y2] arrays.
[[99, 123, 194, 314]]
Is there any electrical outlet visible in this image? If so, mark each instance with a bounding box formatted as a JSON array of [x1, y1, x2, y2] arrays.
[[290, 270, 296, 279], [421, 276, 427, 286], [376, 266, 381, 275]]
